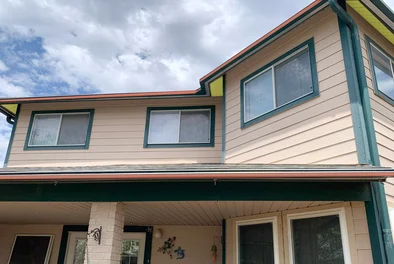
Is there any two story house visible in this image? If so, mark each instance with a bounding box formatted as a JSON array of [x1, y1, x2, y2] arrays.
[[0, 0, 394, 263]]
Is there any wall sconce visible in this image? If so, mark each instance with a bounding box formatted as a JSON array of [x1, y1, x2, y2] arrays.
[[154, 228, 163, 239], [87, 226, 102, 245]]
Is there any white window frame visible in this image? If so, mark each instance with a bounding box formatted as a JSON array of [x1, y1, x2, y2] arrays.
[[147, 108, 212, 145], [7, 234, 54, 264], [28, 112, 91, 147], [235, 216, 280, 264], [243, 45, 313, 123], [287, 207, 351, 264]]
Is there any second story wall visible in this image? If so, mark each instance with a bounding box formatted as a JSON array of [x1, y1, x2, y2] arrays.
[[7, 97, 222, 167], [224, 7, 358, 165]]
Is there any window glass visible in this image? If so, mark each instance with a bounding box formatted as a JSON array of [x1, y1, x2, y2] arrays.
[[244, 69, 274, 122], [58, 114, 90, 145], [239, 223, 274, 264], [371, 45, 394, 100], [72, 239, 87, 264], [8, 235, 52, 264], [275, 49, 313, 107], [121, 239, 140, 264], [29, 115, 61, 146], [292, 215, 344, 264], [148, 111, 180, 144], [179, 111, 210, 143]]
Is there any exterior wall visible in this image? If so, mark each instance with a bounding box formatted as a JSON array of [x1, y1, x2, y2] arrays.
[[224, 7, 359, 164], [350, 7, 394, 203], [0, 224, 63, 264], [7, 97, 222, 167], [151, 226, 222, 264], [226, 202, 373, 264]]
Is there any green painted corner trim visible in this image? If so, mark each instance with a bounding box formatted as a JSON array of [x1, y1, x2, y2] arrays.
[[0, 181, 372, 202], [365, 35, 394, 106], [221, 75, 226, 163], [3, 104, 20, 168], [57, 225, 153, 264], [337, 17, 371, 165], [222, 219, 226, 264], [24, 109, 95, 151], [199, 0, 327, 90], [143, 105, 215, 148], [240, 38, 320, 129]]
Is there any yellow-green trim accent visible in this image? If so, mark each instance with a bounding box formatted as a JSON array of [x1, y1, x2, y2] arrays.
[[24, 109, 95, 151], [209, 76, 224, 97]]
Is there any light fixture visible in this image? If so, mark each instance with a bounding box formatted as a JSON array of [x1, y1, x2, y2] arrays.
[[154, 228, 162, 239]]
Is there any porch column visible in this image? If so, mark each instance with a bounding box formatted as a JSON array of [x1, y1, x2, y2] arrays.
[[85, 202, 125, 264]]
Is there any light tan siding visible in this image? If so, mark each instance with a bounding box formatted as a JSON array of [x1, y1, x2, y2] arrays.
[[8, 97, 222, 167], [0, 224, 63, 264], [224, 7, 358, 164], [350, 7, 394, 203]]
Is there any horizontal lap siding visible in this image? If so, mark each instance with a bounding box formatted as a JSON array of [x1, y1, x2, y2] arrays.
[[8, 97, 222, 167], [224, 7, 358, 164], [351, 7, 394, 203]]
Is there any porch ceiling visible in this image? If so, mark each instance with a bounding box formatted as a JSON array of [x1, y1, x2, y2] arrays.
[[0, 201, 339, 226]]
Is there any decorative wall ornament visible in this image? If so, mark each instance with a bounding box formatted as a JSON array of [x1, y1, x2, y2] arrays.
[[87, 226, 102, 245], [211, 244, 218, 262], [174, 247, 185, 260], [158, 237, 176, 259]]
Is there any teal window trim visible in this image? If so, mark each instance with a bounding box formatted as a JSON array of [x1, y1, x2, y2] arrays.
[[24, 109, 95, 151], [240, 38, 319, 129], [144, 105, 215, 148], [57, 225, 153, 264], [365, 35, 394, 106]]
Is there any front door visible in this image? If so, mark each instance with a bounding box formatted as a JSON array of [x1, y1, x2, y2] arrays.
[[65, 232, 146, 264]]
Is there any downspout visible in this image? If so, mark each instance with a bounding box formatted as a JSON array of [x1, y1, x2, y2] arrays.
[[6, 116, 14, 125], [328, 0, 394, 262]]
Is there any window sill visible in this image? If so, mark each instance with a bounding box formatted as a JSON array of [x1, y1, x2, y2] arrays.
[[24, 145, 89, 151], [374, 90, 394, 107], [144, 143, 214, 148], [241, 92, 319, 129]]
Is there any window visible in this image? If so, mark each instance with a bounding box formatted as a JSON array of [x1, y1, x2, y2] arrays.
[[8, 235, 53, 264], [366, 36, 394, 104], [25, 110, 94, 150], [241, 38, 318, 128], [236, 217, 279, 264], [288, 209, 351, 264], [145, 106, 215, 147]]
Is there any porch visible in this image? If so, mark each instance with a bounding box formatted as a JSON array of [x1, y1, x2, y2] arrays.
[[0, 200, 372, 264]]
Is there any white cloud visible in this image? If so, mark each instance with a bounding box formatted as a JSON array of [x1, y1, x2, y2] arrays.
[[0, 60, 8, 72], [0, 77, 31, 97]]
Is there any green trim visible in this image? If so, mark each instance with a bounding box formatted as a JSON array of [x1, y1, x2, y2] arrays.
[[3, 104, 20, 168], [199, 0, 327, 89], [240, 38, 319, 129], [222, 75, 226, 163], [0, 181, 372, 202], [222, 219, 226, 264], [370, 0, 394, 23], [365, 35, 394, 106], [337, 18, 371, 164], [24, 109, 95, 151], [57, 225, 153, 264], [144, 105, 215, 148]]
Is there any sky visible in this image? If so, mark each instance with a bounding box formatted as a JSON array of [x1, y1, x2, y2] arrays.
[[0, 0, 393, 165]]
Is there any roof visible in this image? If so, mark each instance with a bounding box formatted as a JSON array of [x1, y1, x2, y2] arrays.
[[0, 164, 391, 182]]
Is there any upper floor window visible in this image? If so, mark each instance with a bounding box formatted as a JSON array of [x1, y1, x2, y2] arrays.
[[241, 38, 319, 128], [366, 36, 394, 104], [25, 109, 94, 150], [144, 106, 215, 148]]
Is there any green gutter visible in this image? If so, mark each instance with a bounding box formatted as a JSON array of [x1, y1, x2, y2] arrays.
[[3, 104, 20, 168], [329, 0, 394, 262], [222, 75, 226, 163]]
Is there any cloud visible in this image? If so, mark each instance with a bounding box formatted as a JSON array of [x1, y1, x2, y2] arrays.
[[0, 60, 8, 71]]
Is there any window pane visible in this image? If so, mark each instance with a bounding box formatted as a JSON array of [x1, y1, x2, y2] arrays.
[[29, 115, 60, 146], [371, 45, 394, 100], [58, 114, 90, 145], [179, 110, 210, 143], [244, 68, 274, 122], [275, 49, 313, 107], [121, 239, 140, 264], [292, 215, 344, 264], [239, 223, 274, 264], [9, 236, 51, 264], [148, 111, 180, 144], [72, 239, 87, 264]]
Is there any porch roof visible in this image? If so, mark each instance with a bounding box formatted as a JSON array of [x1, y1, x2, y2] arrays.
[[0, 164, 392, 182]]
